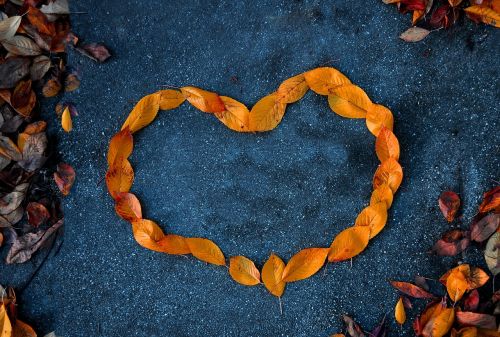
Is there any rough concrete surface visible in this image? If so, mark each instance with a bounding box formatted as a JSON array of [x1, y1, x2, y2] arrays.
[[1, 1, 499, 336]]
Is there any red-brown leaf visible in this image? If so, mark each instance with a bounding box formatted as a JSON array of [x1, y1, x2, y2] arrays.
[[455, 312, 496, 330], [438, 191, 460, 222], [53, 162, 75, 196], [470, 213, 499, 242], [479, 186, 500, 213], [390, 280, 436, 299]]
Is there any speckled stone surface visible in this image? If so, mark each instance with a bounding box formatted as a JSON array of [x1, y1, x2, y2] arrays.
[[1, 1, 499, 336]]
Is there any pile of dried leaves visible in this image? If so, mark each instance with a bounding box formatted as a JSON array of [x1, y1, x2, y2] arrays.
[[383, 0, 500, 42]]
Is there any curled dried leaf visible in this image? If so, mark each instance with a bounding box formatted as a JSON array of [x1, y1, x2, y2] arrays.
[[106, 156, 134, 199], [400, 27, 430, 42], [181, 86, 225, 113]]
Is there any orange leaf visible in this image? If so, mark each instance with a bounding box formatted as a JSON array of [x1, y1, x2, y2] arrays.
[[158, 89, 185, 110], [181, 86, 225, 113], [449, 0, 464, 6], [467, 266, 490, 290], [479, 186, 500, 213], [423, 307, 455, 337], [12, 319, 37, 337], [262, 253, 286, 297], [185, 238, 225, 266], [276, 73, 309, 103], [106, 156, 134, 199], [370, 184, 394, 209], [328, 226, 371, 262], [375, 127, 400, 162], [157, 234, 191, 255], [281, 248, 328, 282], [366, 104, 394, 136], [303, 67, 351, 95], [444, 267, 469, 302], [61, 106, 72, 132], [354, 203, 388, 238], [395, 297, 406, 325], [131, 219, 165, 252], [412, 10, 425, 24], [328, 84, 372, 118], [464, 5, 500, 27], [229, 256, 261, 286], [438, 191, 461, 222], [0, 304, 12, 337], [115, 192, 142, 221], [107, 128, 133, 166], [121, 93, 160, 133], [373, 158, 403, 193], [248, 93, 287, 132], [216, 96, 250, 132]]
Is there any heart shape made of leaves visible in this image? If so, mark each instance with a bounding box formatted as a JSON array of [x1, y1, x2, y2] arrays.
[[106, 67, 403, 298]]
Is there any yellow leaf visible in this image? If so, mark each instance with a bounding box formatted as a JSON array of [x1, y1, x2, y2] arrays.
[[262, 253, 286, 297], [375, 127, 400, 162], [121, 93, 160, 133], [105, 156, 134, 199], [131, 219, 165, 252], [281, 248, 328, 282], [328, 226, 370, 262], [395, 297, 406, 325], [373, 158, 403, 193], [181, 86, 225, 113], [0, 304, 12, 337], [12, 319, 37, 337], [216, 96, 250, 132], [366, 104, 394, 137], [328, 84, 372, 118], [229, 256, 261, 286], [354, 203, 388, 238], [303, 67, 351, 95], [370, 184, 394, 209], [276, 73, 309, 103], [423, 308, 455, 337], [186, 238, 226, 266], [158, 89, 185, 110], [115, 192, 142, 221], [446, 269, 469, 302], [17, 133, 29, 152], [61, 106, 72, 132], [248, 93, 287, 132], [157, 234, 191, 255], [107, 128, 133, 166], [464, 5, 500, 27]]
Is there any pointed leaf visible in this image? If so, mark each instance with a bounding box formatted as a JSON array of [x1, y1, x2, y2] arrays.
[[276, 73, 309, 103], [131, 219, 165, 252], [370, 184, 394, 209], [0, 16, 21, 41], [181, 86, 225, 113], [262, 253, 286, 297], [106, 156, 134, 199], [216, 96, 250, 132], [328, 84, 372, 118], [354, 203, 388, 238], [158, 89, 185, 110], [470, 213, 499, 242], [303, 67, 351, 95], [328, 226, 370, 262], [281, 247, 328, 282], [107, 128, 133, 166], [185, 238, 225, 266], [115, 192, 142, 221], [438, 191, 460, 222], [395, 297, 406, 325], [248, 93, 286, 132], [389, 281, 436, 299], [375, 127, 400, 162], [366, 104, 394, 137], [229, 256, 261, 286], [157, 234, 191, 255], [121, 93, 160, 133], [373, 158, 403, 193]]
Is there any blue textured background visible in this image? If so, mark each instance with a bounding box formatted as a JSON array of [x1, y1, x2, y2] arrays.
[[1, 1, 499, 336]]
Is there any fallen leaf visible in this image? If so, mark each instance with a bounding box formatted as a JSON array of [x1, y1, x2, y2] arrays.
[[370, 183, 394, 209], [216, 96, 250, 132], [370, 316, 387, 337], [2, 35, 42, 56], [479, 186, 500, 213], [64, 71, 80, 92], [445, 267, 468, 302], [12, 319, 36, 337], [470, 213, 499, 242], [181, 86, 225, 114], [431, 236, 470, 256], [0, 57, 30, 89], [61, 106, 72, 132], [262, 253, 286, 297], [342, 315, 365, 337], [115, 192, 142, 221], [328, 84, 372, 118], [413, 300, 446, 336], [76, 43, 111, 62], [247, 93, 287, 132], [229, 256, 261, 286], [414, 275, 430, 291], [375, 127, 400, 162], [303, 67, 351, 95], [42, 76, 62, 97], [158, 89, 185, 110], [121, 92, 160, 133], [26, 202, 50, 227], [185, 238, 225, 266], [366, 104, 394, 137], [400, 27, 431, 42], [131, 219, 165, 252], [30, 55, 51, 81], [389, 281, 436, 299], [455, 312, 496, 330], [27, 5, 55, 36], [0, 15, 21, 41], [422, 307, 455, 337], [276, 73, 309, 103], [463, 289, 479, 312], [328, 226, 371, 262], [40, 0, 70, 21], [464, 5, 500, 27], [53, 162, 75, 195], [0, 135, 22, 161], [484, 232, 499, 275], [354, 203, 388, 238], [18, 132, 48, 171], [448, 0, 463, 6], [373, 158, 403, 193], [107, 128, 133, 166], [467, 266, 489, 290], [0, 183, 28, 216], [438, 191, 460, 222], [157, 234, 191, 255], [281, 247, 328, 282], [395, 297, 406, 325], [11, 79, 36, 117], [0, 304, 12, 337], [106, 156, 134, 199]]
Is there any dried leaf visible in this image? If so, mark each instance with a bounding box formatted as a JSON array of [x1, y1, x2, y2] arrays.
[[354, 203, 388, 238], [54, 162, 75, 195], [30, 55, 51, 81], [464, 5, 500, 27], [157, 234, 190, 255], [328, 226, 370, 262], [448, 0, 463, 6], [366, 104, 394, 137], [0, 304, 12, 337], [389, 281, 436, 299], [248, 93, 287, 132], [26, 202, 50, 227], [61, 106, 72, 132], [181, 86, 225, 113], [158, 89, 185, 110], [414, 300, 446, 336], [373, 158, 403, 193], [0, 183, 28, 215], [18, 132, 48, 171], [467, 266, 489, 290], [455, 312, 496, 330], [40, 0, 70, 19], [131, 219, 165, 252], [479, 186, 500, 213], [11, 79, 36, 117], [370, 184, 394, 209], [216, 96, 250, 132], [77, 43, 111, 62], [342, 315, 365, 337], [2, 35, 42, 56], [0, 57, 30, 89], [328, 84, 372, 118], [42, 76, 62, 97], [0, 15, 21, 41], [281, 247, 328, 282], [185, 238, 225, 266], [12, 319, 36, 337], [229, 256, 261, 286], [115, 192, 142, 221], [121, 92, 160, 133], [431, 236, 470, 256], [64, 71, 80, 92], [470, 213, 499, 242], [6, 219, 63, 264], [262, 253, 286, 297], [370, 316, 387, 337], [445, 268, 468, 302], [27, 6, 55, 36], [107, 128, 133, 166], [395, 297, 406, 325], [400, 27, 430, 42], [276, 73, 309, 103], [422, 307, 455, 337], [484, 232, 500, 275], [438, 191, 460, 222], [463, 289, 479, 312], [106, 156, 134, 199], [375, 127, 400, 162], [303, 67, 351, 95], [0, 135, 22, 161]]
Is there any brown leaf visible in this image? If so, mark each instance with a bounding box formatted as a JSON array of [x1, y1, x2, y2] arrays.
[[400, 27, 431, 42], [6, 219, 63, 264], [463, 289, 479, 312], [115, 192, 142, 221], [229, 256, 261, 286], [12, 319, 37, 337], [281, 248, 328, 282], [431, 237, 470, 256], [342, 315, 365, 337], [389, 281, 436, 299], [438, 191, 460, 222], [185, 237, 225, 266], [0, 135, 22, 161], [248, 93, 287, 132], [18, 132, 48, 171], [0, 57, 30, 89], [11, 80, 36, 117], [262, 253, 286, 297], [26, 202, 50, 227], [27, 6, 55, 36], [0, 183, 28, 216], [30, 55, 51, 81], [53, 162, 75, 195], [479, 186, 500, 214], [64, 71, 80, 92], [42, 76, 62, 97], [455, 312, 496, 330], [180, 86, 225, 113], [77, 43, 111, 62], [470, 214, 499, 242], [2, 36, 42, 56]]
